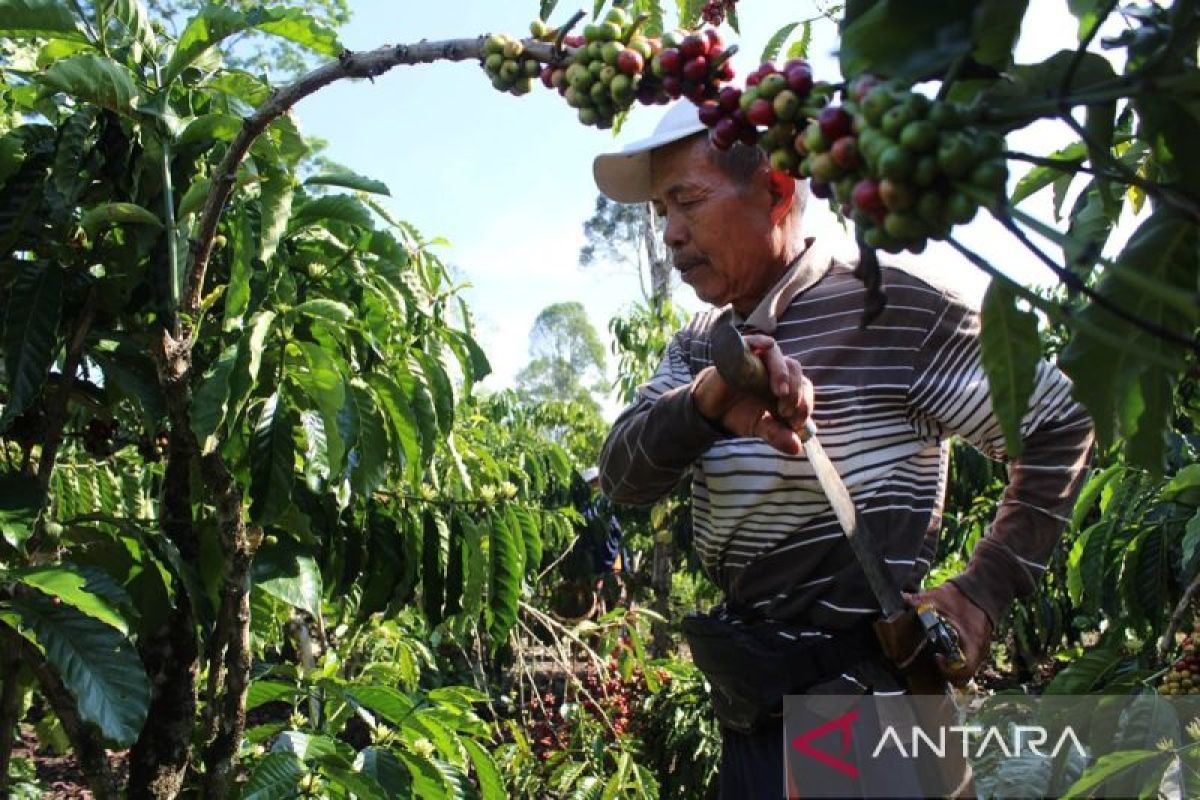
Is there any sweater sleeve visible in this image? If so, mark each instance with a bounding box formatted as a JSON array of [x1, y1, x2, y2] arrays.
[[906, 294, 1095, 625], [598, 325, 725, 506]]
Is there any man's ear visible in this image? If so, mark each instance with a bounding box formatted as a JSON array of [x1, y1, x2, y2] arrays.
[[767, 170, 796, 225]]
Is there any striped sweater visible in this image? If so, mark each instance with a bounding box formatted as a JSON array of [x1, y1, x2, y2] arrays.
[[599, 241, 1094, 632]]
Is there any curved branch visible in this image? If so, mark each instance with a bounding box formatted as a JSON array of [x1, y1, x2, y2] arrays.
[[991, 208, 1199, 354], [944, 236, 1182, 370], [1003, 150, 1200, 220], [180, 35, 561, 337], [1161, 570, 1200, 660]]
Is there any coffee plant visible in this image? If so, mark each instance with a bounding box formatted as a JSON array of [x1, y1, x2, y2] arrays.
[[0, 0, 1199, 797]]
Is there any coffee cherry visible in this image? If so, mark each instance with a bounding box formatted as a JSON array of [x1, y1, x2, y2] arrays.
[[680, 34, 707, 59], [747, 97, 775, 127], [818, 106, 852, 141], [617, 49, 644, 76]]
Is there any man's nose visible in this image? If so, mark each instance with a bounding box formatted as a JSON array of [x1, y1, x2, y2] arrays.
[[663, 213, 688, 249]]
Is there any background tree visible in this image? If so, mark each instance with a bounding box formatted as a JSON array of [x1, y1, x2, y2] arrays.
[[579, 195, 672, 301], [515, 301, 608, 408], [143, 0, 351, 77]]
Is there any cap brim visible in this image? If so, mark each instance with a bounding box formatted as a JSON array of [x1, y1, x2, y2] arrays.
[[592, 110, 708, 203], [593, 150, 654, 204]]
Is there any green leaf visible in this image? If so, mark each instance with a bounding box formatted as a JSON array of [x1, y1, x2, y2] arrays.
[[979, 280, 1040, 458], [226, 310, 278, 433], [272, 731, 343, 762], [461, 736, 505, 799], [1060, 210, 1197, 472], [839, 0, 973, 81], [971, 0, 1028, 70], [984, 51, 1116, 119], [98, 0, 157, 56], [176, 113, 242, 150], [249, 393, 296, 527], [539, 0, 558, 22], [223, 211, 254, 332], [422, 509, 448, 625], [190, 345, 238, 455], [318, 761, 387, 800], [293, 298, 353, 328], [412, 349, 454, 435], [289, 194, 374, 233], [366, 373, 421, 478], [14, 565, 132, 634], [1, 260, 62, 430], [0, 0, 85, 40], [1062, 750, 1165, 799], [393, 749, 450, 800], [786, 22, 812, 60], [399, 362, 438, 466], [252, 542, 322, 617], [513, 507, 542, 579], [304, 171, 390, 196], [1010, 142, 1086, 205], [1164, 464, 1200, 506], [355, 747, 412, 796], [246, 680, 300, 711], [0, 132, 27, 187], [40, 54, 139, 115], [347, 381, 388, 497], [9, 591, 150, 746], [1066, 0, 1106, 41], [258, 169, 293, 264], [80, 202, 161, 238], [347, 685, 416, 728], [176, 177, 211, 219], [241, 751, 307, 800], [0, 474, 44, 549], [760, 22, 800, 64], [253, 7, 342, 57], [163, 5, 246, 85], [1045, 645, 1125, 694], [1183, 509, 1200, 580], [488, 511, 522, 647], [294, 342, 347, 475]]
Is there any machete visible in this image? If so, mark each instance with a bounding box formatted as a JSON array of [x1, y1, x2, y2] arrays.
[[709, 308, 964, 670]]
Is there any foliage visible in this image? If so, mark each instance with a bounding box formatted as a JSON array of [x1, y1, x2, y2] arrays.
[[516, 301, 607, 407], [579, 195, 669, 302]]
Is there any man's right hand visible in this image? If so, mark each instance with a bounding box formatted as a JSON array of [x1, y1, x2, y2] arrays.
[[691, 334, 813, 455]]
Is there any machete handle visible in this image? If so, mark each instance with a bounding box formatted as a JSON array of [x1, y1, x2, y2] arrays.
[[917, 603, 967, 672], [709, 309, 818, 445]]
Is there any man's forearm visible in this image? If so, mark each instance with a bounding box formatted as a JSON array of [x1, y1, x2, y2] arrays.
[[949, 410, 1095, 625], [598, 383, 723, 506]]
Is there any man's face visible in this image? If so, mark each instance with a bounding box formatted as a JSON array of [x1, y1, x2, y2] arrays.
[[649, 136, 780, 311]]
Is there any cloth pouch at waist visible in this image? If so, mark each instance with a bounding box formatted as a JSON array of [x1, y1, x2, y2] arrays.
[[682, 612, 879, 734]]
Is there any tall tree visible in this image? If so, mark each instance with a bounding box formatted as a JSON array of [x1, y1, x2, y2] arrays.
[[579, 196, 672, 301], [516, 301, 608, 407]]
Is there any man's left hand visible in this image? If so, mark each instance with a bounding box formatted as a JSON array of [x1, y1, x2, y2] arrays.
[[903, 582, 992, 686]]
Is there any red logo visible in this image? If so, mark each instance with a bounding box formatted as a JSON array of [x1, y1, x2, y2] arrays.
[[790, 709, 860, 778]]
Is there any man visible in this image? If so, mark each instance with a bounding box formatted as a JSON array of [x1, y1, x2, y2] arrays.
[[592, 102, 1095, 796]]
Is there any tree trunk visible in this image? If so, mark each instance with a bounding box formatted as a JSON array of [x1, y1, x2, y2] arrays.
[[644, 204, 672, 303], [0, 649, 24, 795], [127, 432, 198, 800]]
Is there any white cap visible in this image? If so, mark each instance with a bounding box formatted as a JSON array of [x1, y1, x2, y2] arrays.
[[593, 102, 707, 203], [581, 466, 600, 482]]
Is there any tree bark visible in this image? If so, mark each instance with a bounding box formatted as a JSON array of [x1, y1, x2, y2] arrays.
[[0, 648, 24, 795], [198, 452, 257, 800], [0, 624, 120, 799], [127, 430, 199, 800]]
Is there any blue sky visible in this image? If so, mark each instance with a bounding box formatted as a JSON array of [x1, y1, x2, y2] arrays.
[[295, 1, 1127, 408]]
